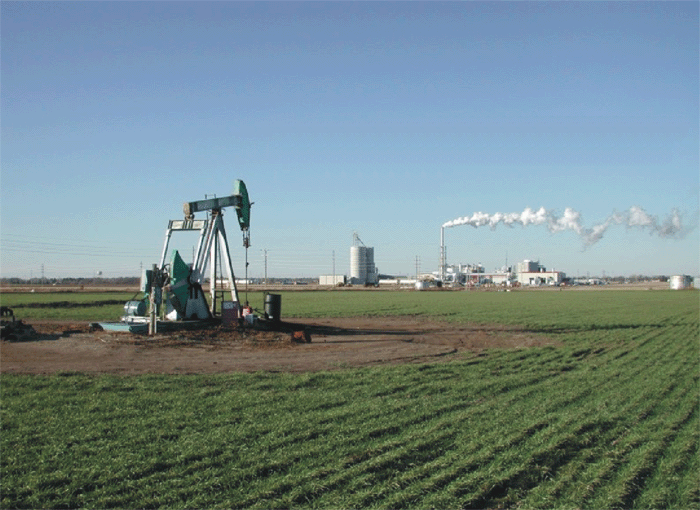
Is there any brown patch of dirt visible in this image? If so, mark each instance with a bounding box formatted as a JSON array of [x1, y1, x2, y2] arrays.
[[0, 317, 558, 375]]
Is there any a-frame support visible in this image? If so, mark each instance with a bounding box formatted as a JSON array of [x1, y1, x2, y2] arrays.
[[158, 211, 239, 319]]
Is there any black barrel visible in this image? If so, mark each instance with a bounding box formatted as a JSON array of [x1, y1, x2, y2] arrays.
[[264, 294, 281, 322]]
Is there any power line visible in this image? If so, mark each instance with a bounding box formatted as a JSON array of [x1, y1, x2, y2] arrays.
[[1, 238, 151, 258]]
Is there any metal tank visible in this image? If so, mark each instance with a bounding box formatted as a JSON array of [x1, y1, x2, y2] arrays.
[[365, 247, 377, 284], [670, 275, 692, 290], [350, 246, 367, 283]]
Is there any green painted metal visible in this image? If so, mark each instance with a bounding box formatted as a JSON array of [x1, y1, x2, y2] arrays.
[[234, 179, 250, 230], [168, 250, 190, 315]]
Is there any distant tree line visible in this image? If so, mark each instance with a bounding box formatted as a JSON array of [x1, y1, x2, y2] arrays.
[[1, 277, 140, 286]]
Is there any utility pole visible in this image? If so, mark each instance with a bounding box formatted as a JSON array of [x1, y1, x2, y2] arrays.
[[149, 264, 157, 336], [416, 256, 420, 281], [332, 250, 336, 283], [263, 249, 268, 285]]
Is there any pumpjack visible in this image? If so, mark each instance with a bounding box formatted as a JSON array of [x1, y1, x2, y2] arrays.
[[98, 180, 252, 334]]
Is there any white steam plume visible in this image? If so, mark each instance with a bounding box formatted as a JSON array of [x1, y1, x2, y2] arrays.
[[442, 206, 685, 247]]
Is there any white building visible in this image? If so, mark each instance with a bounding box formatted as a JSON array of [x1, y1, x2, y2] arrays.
[[319, 275, 347, 286], [516, 270, 565, 286], [514, 260, 566, 286], [516, 260, 541, 274]]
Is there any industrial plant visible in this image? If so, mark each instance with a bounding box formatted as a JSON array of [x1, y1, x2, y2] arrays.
[[313, 214, 696, 289], [316, 229, 571, 288]]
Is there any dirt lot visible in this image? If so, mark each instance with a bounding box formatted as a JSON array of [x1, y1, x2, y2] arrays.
[[1, 316, 557, 375]]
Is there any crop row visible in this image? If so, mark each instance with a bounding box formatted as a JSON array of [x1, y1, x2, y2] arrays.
[[2, 290, 698, 508], [3, 338, 696, 508]]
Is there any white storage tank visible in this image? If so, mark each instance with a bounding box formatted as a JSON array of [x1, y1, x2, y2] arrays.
[[670, 275, 692, 290], [350, 246, 366, 283]]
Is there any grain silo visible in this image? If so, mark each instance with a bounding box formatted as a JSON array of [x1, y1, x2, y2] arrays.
[[350, 233, 378, 285]]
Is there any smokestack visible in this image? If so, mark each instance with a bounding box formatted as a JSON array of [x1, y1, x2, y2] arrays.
[[440, 226, 446, 282]]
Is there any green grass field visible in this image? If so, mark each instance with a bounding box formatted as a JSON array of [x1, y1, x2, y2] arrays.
[[1, 289, 698, 509], [0, 291, 138, 321]]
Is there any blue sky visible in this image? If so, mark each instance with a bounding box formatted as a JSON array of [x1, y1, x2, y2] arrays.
[[2, 1, 698, 279]]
